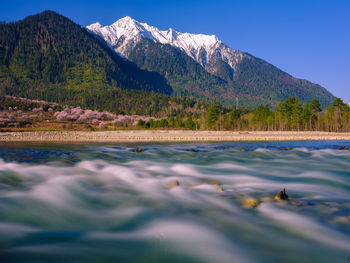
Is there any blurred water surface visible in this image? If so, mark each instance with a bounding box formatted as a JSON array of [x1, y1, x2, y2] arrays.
[[0, 141, 350, 263]]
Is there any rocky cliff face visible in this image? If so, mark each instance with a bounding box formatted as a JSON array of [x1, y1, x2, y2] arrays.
[[87, 16, 248, 79]]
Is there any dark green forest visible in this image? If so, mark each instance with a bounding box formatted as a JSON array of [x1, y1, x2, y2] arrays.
[[0, 10, 179, 114], [232, 56, 335, 108], [137, 97, 350, 132], [198, 97, 350, 132], [127, 38, 230, 102]]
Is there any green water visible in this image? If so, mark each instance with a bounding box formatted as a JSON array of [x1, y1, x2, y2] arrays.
[[0, 141, 349, 263]]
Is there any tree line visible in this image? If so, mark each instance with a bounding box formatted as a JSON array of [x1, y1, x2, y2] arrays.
[[204, 97, 350, 132], [137, 97, 350, 132], [1, 94, 349, 132]]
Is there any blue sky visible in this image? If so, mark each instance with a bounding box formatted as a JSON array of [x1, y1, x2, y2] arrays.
[[1, 0, 350, 102]]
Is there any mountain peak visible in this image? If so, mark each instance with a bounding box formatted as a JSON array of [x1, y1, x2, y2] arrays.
[[87, 16, 228, 66], [119, 16, 134, 21], [113, 16, 138, 27], [88, 22, 102, 29]]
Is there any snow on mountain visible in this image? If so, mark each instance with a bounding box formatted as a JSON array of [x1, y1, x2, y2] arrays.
[[87, 16, 248, 73]]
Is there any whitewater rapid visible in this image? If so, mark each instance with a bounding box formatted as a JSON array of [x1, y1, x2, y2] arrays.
[[0, 141, 349, 263]]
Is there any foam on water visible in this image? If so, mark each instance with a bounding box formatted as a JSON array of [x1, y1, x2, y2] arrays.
[[87, 219, 252, 263], [258, 203, 350, 251], [0, 141, 350, 262]]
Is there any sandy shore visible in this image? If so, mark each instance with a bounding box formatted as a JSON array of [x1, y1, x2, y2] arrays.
[[0, 130, 349, 143]]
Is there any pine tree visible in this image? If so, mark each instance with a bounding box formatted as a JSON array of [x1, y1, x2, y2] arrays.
[[206, 104, 219, 130], [301, 101, 312, 130], [310, 99, 321, 113]]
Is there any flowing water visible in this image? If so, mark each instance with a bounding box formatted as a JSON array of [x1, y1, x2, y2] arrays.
[[0, 141, 350, 263]]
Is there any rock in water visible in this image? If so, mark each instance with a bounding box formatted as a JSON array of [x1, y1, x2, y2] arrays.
[[167, 180, 180, 189], [209, 181, 221, 187], [277, 147, 293, 151], [133, 148, 144, 152], [274, 188, 288, 200], [241, 198, 259, 209], [334, 145, 350, 150]]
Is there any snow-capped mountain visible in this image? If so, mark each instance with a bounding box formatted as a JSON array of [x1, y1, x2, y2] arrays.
[[86, 16, 335, 108], [87, 16, 246, 74]]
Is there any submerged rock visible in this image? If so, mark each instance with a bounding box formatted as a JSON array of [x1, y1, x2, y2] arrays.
[[277, 147, 293, 151], [241, 198, 259, 209], [133, 148, 144, 152], [167, 180, 180, 189], [188, 148, 200, 152], [209, 181, 221, 187], [332, 216, 349, 224], [274, 188, 288, 200], [261, 196, 273, 202], [334, 145, 350, 150], [289, 200, 307, 206]]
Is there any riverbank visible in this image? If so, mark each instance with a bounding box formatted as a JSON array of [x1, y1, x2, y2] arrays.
[[0, 130, 350, 143]]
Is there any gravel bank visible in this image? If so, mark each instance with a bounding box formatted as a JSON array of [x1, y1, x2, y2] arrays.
[[0, 130, 350, 143]]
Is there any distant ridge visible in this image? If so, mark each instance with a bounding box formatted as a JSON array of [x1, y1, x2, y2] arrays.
[[88, 16, 336, 107]]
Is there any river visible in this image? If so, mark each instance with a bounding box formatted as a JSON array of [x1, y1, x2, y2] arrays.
[[0, 141, 349, 262]]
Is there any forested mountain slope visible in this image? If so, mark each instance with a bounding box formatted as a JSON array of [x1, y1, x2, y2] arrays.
[[88, 16, 335, 108], [0, 10, 175, 114]]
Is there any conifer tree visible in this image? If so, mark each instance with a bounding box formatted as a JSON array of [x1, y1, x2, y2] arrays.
[[206, 104, 219, 130]]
